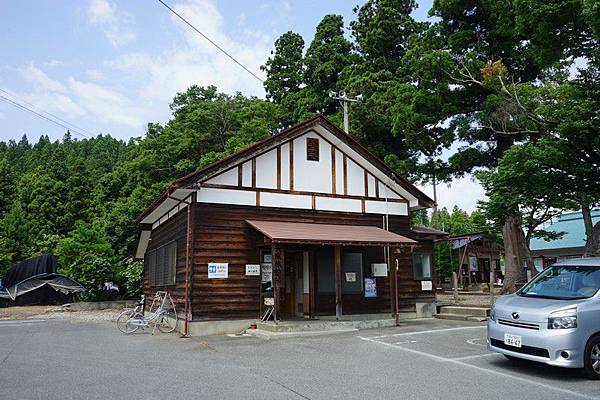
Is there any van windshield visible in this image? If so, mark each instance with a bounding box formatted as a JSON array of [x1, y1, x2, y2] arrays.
[[519, 265, 600, 300]]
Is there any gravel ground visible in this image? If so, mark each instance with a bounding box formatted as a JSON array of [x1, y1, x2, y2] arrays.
[[0, 305, 121, 322]]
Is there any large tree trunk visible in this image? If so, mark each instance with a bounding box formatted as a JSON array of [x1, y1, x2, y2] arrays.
[[581, 205, 599, 256], [502, 214, 528, 293], [584, 221, 600, 257]]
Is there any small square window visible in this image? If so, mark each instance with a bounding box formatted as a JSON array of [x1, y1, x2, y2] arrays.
[[413, 253, 432, 281], [306, 138, 319, 161]]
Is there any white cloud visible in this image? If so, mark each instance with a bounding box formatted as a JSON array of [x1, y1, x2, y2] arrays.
[[20, 65, 67, 93], [86, 69, 104, 80], [417, 175, 487, 213], [86, 0, 135, 48], [43, 59, 66, 67], [108, 0, 268, 103], [15, 64, 143, 129]]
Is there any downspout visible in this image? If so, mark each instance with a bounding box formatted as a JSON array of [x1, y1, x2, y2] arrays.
[[183, 196, 192, 337]]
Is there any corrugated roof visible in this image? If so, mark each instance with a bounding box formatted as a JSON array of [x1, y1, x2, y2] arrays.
[[530, 210, 600, 251], [411, 226, 449, 236], [246, 220, 417, 246]]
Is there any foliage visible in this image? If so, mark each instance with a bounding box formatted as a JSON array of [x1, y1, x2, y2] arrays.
[[119, 258, 144, 299], [55, 223, 116, 301]]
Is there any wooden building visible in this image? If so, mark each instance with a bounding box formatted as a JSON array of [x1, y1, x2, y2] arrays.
[[134, 115, 438, 335]]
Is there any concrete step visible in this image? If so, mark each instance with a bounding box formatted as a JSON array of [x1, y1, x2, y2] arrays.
[[434, 313, 488, 322], [257, 318, 397, 333], [438, 306, 490, 317]]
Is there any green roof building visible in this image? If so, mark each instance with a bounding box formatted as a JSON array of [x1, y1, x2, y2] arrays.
[[530, 210, 600, 270]]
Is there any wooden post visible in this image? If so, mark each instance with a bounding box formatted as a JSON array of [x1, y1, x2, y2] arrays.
[[452, 272, 459, 304], [334, 245, 342, 320], [272, 243, 284, 322], [489, 249, 495, 305]]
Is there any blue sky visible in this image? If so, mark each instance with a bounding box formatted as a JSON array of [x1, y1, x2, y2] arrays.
[[0, 0, 485, 211]]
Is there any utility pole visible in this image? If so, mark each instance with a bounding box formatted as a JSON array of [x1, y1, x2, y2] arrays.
[[329, 91, 363, 133]]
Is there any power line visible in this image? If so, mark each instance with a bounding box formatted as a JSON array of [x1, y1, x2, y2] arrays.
[[0, 95, 91, 139], [156, 0, 264, 84], [0, 88, 95, 138]]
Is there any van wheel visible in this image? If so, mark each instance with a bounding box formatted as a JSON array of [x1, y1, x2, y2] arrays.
[[583, 336, 600, 380]]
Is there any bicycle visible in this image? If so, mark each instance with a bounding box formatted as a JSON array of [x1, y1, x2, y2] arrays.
[[117, 291, 178, 335]]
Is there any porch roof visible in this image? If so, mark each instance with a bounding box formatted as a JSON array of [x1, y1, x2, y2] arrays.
[[246, 220, 417, 246]]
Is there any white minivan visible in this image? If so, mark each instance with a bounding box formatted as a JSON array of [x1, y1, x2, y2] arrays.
[[488, 258, 600, 379]]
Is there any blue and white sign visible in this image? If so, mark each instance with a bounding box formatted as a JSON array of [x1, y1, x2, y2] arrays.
[[208, 263, 228, 279], [364, 278, 377, 298]]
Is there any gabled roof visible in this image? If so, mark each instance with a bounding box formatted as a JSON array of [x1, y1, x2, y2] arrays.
[[135, 114, 435, 224], [530, 210, 600, 251]]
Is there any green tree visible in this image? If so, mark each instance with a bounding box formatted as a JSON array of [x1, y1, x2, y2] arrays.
[[55, 223, 115, 301], [304, 14, 353, 114], [261, 32, 305, 104]]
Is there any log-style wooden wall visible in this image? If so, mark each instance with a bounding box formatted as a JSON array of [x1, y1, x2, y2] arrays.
[[143, 203, 436, 321]]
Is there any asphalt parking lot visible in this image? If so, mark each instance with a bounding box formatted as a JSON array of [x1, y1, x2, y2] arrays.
[[0, 317, 598, 400]]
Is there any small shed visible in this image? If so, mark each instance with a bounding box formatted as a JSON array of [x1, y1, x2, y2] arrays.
[[447, 233, 504, 286]]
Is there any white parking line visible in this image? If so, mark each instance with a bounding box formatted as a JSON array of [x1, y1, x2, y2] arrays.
[[370, 325, 486, 339], [448, 353, 500, 361], [0, 319, 46, 326], [358, 336, 599, 400]]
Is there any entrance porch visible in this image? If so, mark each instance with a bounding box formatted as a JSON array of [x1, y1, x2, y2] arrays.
[[246, 220, 418, 323]]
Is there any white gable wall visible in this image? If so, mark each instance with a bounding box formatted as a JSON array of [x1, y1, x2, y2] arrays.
[[292, 131, 332, 193], [280, 142, 290, 190], [255, 149, 277, 189], [313, 124, 420, 208], [241, 161, 252, 187], [346, 158, 365, 196], [207, 167, 237, 185], [185, 127, 416, 218]]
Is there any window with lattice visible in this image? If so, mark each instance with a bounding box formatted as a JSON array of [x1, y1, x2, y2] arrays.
[[306, 138, 319, 161]]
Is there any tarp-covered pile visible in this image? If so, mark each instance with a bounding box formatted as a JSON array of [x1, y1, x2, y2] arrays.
[[0, 254, 85, 306]]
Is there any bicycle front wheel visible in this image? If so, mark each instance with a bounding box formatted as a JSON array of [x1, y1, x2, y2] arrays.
[[157, 310, 178, 333], [117, 311, 143, 334]]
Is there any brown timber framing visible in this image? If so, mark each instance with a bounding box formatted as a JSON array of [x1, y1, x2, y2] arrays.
[[135, 116, 434, 226], [343, 154, 348, 195], [200, 183, 409, 204], [237, 165, 242, 187], [331, 147, 336, 194], [197, 129, 410, 203], [276, 146, 281, 190], [289, 141, 294, 191]]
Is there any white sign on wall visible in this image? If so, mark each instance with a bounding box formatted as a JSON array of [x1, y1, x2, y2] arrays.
[[245, 264, 260, 276], [421, 281, 433, 291], [345, 272, 356, 282], [372, 263, 388, 277], [208, 263, 228, 279]]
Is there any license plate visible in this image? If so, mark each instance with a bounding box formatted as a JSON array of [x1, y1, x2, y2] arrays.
[[504, 333, 522, 348]]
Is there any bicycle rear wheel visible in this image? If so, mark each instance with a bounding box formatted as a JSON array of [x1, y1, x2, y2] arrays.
[[117, 311, 143, 334]]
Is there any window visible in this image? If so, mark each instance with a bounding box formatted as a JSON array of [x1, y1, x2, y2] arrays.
[[413, 253, 432, 280], [341, 252, 363, 294], [316, 249, 364, 294], [146, 241, 177, 287], [306, 137, 319, 161]]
